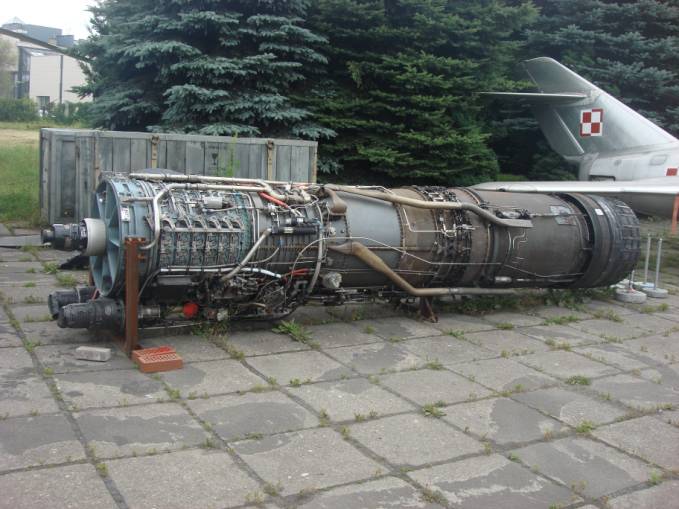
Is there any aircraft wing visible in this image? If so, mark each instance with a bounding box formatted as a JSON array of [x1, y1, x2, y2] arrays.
[[472, 178, 679, 218]]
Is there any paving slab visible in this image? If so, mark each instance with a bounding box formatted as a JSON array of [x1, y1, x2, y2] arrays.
[[402, 335, 496, 366], [74, 402, 209, 458], [591, 373, 679, 411], [532, 305, 590, 321], [518, 350, 620, 380], [573, 343, 660, 371], [143, 334, 229, 363], [246, 350, 352, 384], [379, 368, 492, 405], [513, 387, 627, 426], [288, 377, 413, 422], [285, 305, 337, 325], [518, 324, 601, 346], [0, 284, 55, 304], [187, 390, 318, 441], [307, 321, 383, 348], [512, 437, 651, 498], [408, 454, 576, 509], [585, 299, 636, 316], [622, 333, 679, 364], [0, 261, 45, 274], [17, 320, 96, 345], [0, 325, 22, 348], [0, 376, 59, 418], [431, 313, 495, 334], [161, 359, 266, 397], [463, 329, 548, 356], [607, 480, 679, 509], [325, 342, 423, 375], [349, 413, 482, 467], [482, 312, 543, 327], [360, 317, 443, 341], [0, 224, 10, 236], [569, 319, 646, 340], [593, 416, 679, 470], [0, 413, 86, 471], [659, 408, 679, 427], [297, 476, 439, 509], [224, 329, 310, 356], [34, 343, 134, 374], [639, 363, 679, 388], [443, 397, 567, 445], [10, 303, 53, 323], [0, 347, 36, 380], [0, 463, 118, 509], [54, 369, 167, 409], [233, 427, 381, 496], [620, 312, 679, 334], [449, 357, 556, 392], [107, 448, 261, 509]]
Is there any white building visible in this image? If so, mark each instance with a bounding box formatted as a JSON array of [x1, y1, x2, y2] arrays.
[[0, 20, 89, 109]]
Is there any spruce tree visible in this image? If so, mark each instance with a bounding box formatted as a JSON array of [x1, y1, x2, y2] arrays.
[[302, 0, 537, 185], [75, 0, 332, 138]]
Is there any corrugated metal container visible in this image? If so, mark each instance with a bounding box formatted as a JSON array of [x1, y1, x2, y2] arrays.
[[40, 128, 318, 224]]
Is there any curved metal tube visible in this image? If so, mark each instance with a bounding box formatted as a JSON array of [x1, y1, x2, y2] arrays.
[[222, 229, 272, 280], [129, 173, 287, 200], [326, 185, 533, 229], [328, 241, 517, 297]]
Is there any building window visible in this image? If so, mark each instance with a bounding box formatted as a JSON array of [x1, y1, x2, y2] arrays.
[[37, 95, 50, 116]]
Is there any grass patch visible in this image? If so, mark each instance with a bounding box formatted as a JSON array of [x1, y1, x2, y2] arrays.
[[55, 272, 78, 288], [565, 375, 591, 386], [496, 322, 514, 330], [574, 420, 596, 434], [591, 309, 623, 322], [23, 282, 36, 288], [543, 315, 581, 326], [0, 143, 40, 225], [422, 401, 446, 418], [424, 359, 443, 370], [272, 320, 318, 347]]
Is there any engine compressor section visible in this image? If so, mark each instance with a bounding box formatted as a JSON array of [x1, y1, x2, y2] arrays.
[[42, 172, 640, 330]]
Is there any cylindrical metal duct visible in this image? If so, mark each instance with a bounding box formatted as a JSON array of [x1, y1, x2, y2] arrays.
[[42, 174, 640, 329]]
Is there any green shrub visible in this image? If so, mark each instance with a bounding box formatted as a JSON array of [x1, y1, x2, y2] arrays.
[[0, 98, 38, 122]]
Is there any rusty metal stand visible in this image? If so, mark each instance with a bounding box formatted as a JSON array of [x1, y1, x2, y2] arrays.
[[419, 297, 438, 323], [120, 238, 145, 356], [672, 195, 679, 236]]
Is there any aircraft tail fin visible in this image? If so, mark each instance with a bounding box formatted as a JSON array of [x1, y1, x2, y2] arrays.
[[485, 57, 678, 161]]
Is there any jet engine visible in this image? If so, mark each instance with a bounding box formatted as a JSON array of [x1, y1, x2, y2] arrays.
[[42, 172, 640, 330]]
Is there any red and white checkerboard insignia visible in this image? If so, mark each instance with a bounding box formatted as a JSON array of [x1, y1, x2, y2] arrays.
[[580, 108, 604, 137]]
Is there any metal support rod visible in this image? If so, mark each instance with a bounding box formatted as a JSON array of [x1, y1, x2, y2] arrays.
[[123, 238, 144, 356], [328, 242, 517, 297], [672, 195, 679, 235], [643, 234, 651, 283], [654, 238, 663, 289]]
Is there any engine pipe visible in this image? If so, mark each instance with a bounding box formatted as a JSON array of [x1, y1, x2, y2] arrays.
[[41, 173, 640, 330]]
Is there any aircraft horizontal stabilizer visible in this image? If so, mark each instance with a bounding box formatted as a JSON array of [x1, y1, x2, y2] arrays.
[[482, 92, 587, 104]]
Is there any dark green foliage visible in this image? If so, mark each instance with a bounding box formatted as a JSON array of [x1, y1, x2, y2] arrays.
[[303, 0, 537, 185], [0, 98, 38, 122], [75, 0, 332, 138]]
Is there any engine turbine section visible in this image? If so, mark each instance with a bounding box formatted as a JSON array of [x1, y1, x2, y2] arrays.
[[42, 173, 640, 330]]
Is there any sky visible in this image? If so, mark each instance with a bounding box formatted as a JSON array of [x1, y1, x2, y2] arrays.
[[0, 0, 96, 40]]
